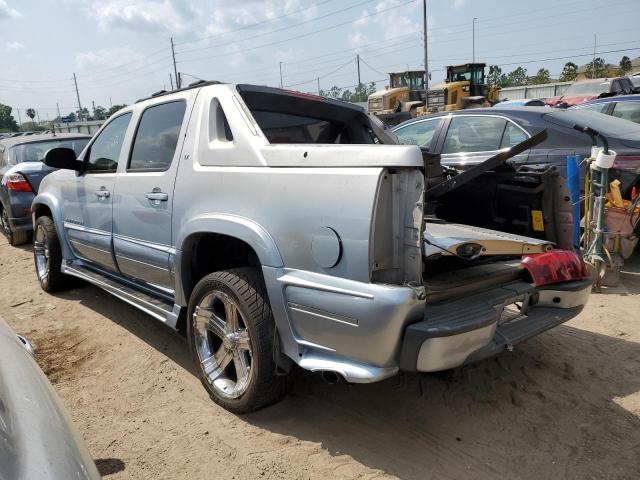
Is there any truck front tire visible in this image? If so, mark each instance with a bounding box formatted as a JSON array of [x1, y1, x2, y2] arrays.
[[33, 216, 65, 292], [187, 268, 289, 413]]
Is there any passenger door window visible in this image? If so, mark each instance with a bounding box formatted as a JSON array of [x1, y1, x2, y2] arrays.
[[85, 113, 132, 173], [393, 118, 440, 150], [611, 102, 640, 124], [128, 101, 186, 171], [443, 116, 507, 154]]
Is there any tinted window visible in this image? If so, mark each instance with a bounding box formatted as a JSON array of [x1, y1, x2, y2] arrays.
[[575, 103, 607, 113], [129, 101, 186, 171], [86, 113, 132, 173], [500, 122, 528, 148], [544, 110, 640, 138], [611, 102, 640, 124], [443, 116, 507, 154], [394, 119, 440, 150], [11, 138, 90, 164]]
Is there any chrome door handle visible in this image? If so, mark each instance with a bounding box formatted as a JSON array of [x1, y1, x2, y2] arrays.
[[95, 188, 110, 198], [146, 192, 168, 202]]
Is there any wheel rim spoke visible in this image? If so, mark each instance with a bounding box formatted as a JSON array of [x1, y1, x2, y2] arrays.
[[193, 289, 253, 400], [235, 330, 251, 351]]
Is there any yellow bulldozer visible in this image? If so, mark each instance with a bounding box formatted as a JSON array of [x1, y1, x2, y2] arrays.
[[367, 63, 500, 124]]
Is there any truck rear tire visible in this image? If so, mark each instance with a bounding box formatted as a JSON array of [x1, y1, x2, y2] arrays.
[[33, 216, 66, 292], [187, 268, 289, 413]]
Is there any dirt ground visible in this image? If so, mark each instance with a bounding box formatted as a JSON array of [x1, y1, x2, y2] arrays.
[[1, 237, 639, 480]]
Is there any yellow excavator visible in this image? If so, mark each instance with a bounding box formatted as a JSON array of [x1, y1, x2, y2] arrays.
[[367, 64, 500, 124]]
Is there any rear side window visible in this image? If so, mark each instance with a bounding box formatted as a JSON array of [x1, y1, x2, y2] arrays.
[[500, 122, 528, 148], [129, 101, 186, 171], [393, 118, 441, 150], [611, 102, 640, 124], [443, 116, 507, 153], [575, 103, 607, 113], [86, 113, 132, 173]]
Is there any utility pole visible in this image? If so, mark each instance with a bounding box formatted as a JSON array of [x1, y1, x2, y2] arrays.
[[171, 37, 180, 89], [92, 100, 96, 119], [423, 0, 429, 109], [16, 108, 22, 130], [56, 102, 61, 119], [169, 73, 174, 90], [109, 96, 113, 108], [317, 77, 320, 95], [36, 110, 41, 124], [592, 34, 597, 79], [279, 62, 283, 88], [356, 54, 362, 100], [472, 17, 478, 63], [73, 73, 83, 121]]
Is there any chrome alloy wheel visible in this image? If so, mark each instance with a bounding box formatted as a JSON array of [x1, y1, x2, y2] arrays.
[[33, 224, 50, 281], [192, 291, 253, 399]]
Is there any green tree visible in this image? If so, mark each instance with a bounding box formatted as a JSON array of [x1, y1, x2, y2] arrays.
[[76, 107, 90, 121], [506, 67, 528, 87], [106, 104, 127, 116], [93, 105, 107, 120], [0, 104, 19, 132], [25, 108, 36, 128], [487, 65, 502, 87], [530, 68, 551, 85], [585, 57, 607, 79], [618, 55, 632, 76], [559, 62, 578, 82]]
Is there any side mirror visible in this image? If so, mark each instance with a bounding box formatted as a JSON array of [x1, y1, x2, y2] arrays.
[[44, 147, 82, 171]]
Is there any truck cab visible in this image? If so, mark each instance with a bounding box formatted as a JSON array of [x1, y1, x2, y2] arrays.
[[427, 63, 499, 112]]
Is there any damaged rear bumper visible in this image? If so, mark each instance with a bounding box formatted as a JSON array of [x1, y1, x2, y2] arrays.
[[398, 278, 592, 372]]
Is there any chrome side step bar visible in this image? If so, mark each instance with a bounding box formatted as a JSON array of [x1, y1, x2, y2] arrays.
[[62, 263, 181, 329]]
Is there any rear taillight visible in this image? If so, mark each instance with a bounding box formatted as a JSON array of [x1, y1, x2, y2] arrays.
[[521, 250, 590, 287], [6, 173, 33, 192]]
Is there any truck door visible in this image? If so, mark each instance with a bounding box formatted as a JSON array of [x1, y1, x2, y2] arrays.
[[62, 113, 133, 271], [112, 91, 197, 294]]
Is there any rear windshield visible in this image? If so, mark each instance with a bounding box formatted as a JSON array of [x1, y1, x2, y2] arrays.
[[237, 85, 391, 145], [9, 138, 90, 165], [543, 109, 640, 139], [564, 81, 610, 96]]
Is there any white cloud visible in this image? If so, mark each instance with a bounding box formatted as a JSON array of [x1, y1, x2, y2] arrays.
[[80, 0, 197, 34], [4, 40, 24, 52], [454, 0, 466, 9], [350, 0, 421, 44], [204, 0, 317, 38], [76, 46, 145, 72], [349, 32, 370, 48], [0, 0, 20, 19]]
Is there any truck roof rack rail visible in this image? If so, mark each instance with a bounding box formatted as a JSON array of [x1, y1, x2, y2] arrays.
[[136, 80, 224, 103]]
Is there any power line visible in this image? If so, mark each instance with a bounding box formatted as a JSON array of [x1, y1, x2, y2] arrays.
[[176, 0, 419, 65]]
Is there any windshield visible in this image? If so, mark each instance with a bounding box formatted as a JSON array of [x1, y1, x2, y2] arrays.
[[564, 81, 610, 96], [10, 138, 89, 165], [544, 109, 640, 138]]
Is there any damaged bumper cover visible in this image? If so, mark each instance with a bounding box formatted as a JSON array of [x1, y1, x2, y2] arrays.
[[398, 278, 592, 372]]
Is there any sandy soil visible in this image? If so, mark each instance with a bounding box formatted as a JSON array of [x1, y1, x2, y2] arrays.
[[1, 236, 639, 480]]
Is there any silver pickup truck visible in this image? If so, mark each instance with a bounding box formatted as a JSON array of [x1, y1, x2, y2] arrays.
[[33, 82, 592, 413]]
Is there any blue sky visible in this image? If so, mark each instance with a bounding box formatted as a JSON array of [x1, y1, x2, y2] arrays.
[[0, 0, 639, 120]]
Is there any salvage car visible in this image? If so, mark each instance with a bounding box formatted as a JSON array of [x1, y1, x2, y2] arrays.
[[0, 133, 90, 245], [32, 83, 592, 413], [571, 94, 640, 124], [0, 315, 100, 479], [394, 107, 640, 241], [545, 77, 635, 108]]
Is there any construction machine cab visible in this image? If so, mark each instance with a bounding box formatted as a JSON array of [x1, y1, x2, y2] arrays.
[[389, 71, 425, 101], [446, 63, 487, 96]]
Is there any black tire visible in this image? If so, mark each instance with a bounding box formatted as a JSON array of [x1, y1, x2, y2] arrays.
[[187, 268, 289, 413], [33, 215, 66, 292], [1, 206, 28, 246]]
